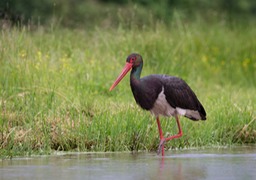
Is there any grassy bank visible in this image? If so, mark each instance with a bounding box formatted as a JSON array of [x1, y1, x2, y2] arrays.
[[0, 20, 255, 157]]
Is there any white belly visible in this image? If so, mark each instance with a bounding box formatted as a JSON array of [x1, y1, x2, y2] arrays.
[[150, 87, 201, 120], [150, 87, 175, 117], [150, 87, 189, 118]]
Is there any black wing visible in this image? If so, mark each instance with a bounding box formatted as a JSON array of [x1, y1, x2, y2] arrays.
[[161, 75, 206, 120]]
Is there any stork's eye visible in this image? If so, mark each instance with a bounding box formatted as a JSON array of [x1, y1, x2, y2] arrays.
[[130, 57, 136, 63]]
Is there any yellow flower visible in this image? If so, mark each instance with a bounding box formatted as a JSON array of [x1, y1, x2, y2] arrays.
[[242, 58, 250, 69], [201, 55, 208, 63], [19, 50, 27, 58], [35, 51, 43, 70], [37, 51, 42, 62]]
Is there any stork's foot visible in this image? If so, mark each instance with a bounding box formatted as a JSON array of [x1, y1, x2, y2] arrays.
[[157, 138, 166, 155]]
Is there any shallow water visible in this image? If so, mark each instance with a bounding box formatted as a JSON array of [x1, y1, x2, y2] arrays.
[[1, 146, 256, 180]]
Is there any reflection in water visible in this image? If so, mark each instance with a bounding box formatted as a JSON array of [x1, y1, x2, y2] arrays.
[[157, 155, 207, 180], [0, 146, 256, 180]]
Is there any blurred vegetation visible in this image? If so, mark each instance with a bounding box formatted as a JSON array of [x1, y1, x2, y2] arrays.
[[0, 0, 255, 157], [1, 0, 256, 29], [0, 26, 255, 157]]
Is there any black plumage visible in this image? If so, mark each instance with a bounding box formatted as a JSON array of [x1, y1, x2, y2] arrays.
[[130, 74, 206, 120], [109, 53, 207, 156]]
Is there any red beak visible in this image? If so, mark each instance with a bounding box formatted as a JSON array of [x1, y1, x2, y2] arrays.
[[109, 62, 133, 91]]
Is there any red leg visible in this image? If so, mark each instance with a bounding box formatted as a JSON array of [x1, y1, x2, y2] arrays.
[[156, 117, 165, 156], [156, 116, 183, 156], [165, 116, 183, 141]]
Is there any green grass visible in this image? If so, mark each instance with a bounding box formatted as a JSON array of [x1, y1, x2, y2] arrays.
[[0, 19, 255, 158]]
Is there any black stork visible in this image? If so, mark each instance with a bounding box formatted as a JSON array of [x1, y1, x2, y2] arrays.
[[109, 53, 206, 156]]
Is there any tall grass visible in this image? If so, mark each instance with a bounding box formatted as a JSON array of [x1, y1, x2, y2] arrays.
[[0, 19, 255, 157]]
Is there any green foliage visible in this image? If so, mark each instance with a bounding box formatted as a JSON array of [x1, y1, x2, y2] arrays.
[[1, 0, 256, 28], [0, 15, 255, 157]]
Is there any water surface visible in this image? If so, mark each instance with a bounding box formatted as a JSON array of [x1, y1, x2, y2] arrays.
[[1, 146, 256, 180]]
